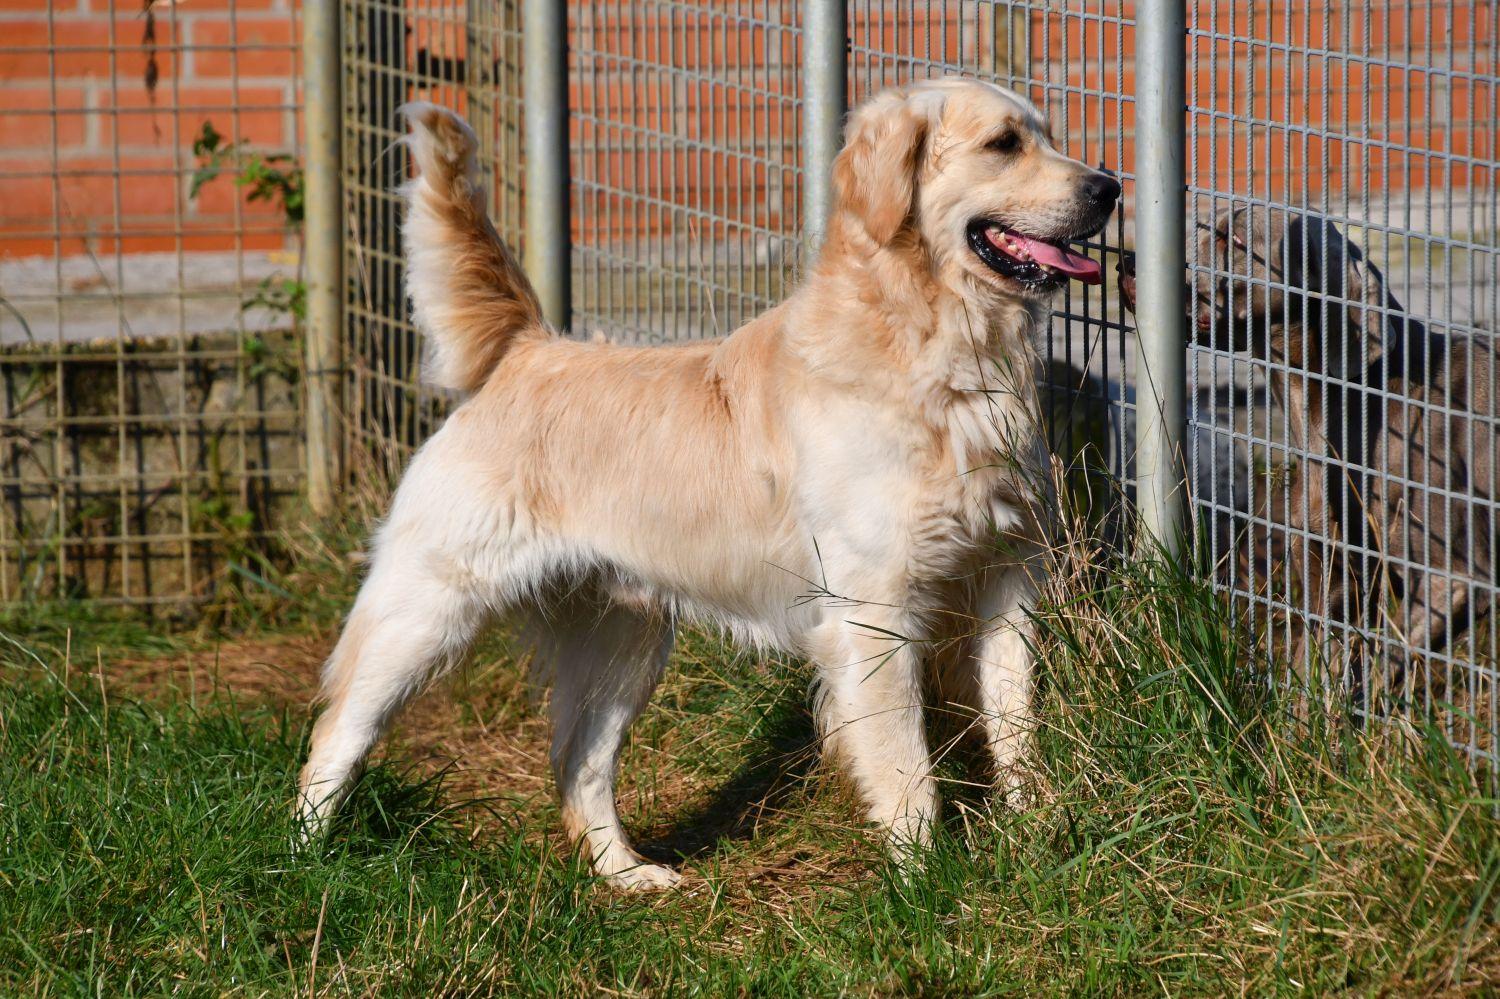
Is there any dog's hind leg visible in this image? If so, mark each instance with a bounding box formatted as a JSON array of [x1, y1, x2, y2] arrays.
[[296, 561, 486, 842], [541, 597, 677, 889], [1389, 571, 1472, 709]]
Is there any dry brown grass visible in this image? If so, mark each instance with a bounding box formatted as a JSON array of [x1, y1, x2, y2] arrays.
[[9, 518, 1489, 995]]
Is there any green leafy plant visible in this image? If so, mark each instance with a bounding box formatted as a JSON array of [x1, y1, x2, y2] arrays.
[[190, 120, 306, 323], [182, 121, 307, 621], [190, 120, 304, 221]]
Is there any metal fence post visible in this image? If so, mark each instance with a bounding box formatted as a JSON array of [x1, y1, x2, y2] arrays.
[[303, 0, 343, 517], [523, 0, 571, 330], [1132, 0, 1188, 555], [802, 0, 847, 252]]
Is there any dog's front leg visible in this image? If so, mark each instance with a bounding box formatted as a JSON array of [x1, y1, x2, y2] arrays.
[[971, 558, 1040, 806], [808, 609, 937, 859]]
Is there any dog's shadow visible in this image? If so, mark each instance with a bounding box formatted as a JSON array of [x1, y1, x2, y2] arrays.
[[638, 698, 821, 863], [634, 696, 1039, 864]]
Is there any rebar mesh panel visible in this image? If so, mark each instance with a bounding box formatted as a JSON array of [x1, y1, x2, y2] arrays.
[[1185, 1, 1499, 767], [341, 0, 523, 485], [1, 1, 305, 609], [571, 2, 803, 344]]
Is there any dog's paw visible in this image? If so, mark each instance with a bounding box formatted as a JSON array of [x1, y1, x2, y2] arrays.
[[1116, 251, 1138, 314], [996, 769, 1035, 812], [589, 842, 683, 891], [602, 862, 683, 892]]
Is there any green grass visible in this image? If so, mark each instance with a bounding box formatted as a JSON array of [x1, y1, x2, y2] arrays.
[[2, 553, 1498, 996]]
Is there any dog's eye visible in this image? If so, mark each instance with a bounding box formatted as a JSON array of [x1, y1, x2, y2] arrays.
[[986, 130, 1022, 155]]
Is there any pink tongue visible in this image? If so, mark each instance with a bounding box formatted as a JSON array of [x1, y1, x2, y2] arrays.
[[1005, 231, 1103, 284]]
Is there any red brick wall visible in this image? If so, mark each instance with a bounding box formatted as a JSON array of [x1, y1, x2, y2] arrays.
[[1047, 2, 1495, 201], [0, 0, 301, 258], [0, 1, 1488, 262]]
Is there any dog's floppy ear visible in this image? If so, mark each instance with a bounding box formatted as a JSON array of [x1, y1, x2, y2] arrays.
[[1285, 213, 1391, 338], [1283, 214, 1356, 336], [1342, 228, 1434, 378], [1342, 239, 1389, 344], [832, 91, 931, 246]]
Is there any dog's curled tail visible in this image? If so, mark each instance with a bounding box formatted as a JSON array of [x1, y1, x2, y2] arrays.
[[399, 102, 546, 394]]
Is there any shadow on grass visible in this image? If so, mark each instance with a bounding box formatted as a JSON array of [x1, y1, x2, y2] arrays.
[[325, 761, 502, 861], [641, 697, 822, 864]]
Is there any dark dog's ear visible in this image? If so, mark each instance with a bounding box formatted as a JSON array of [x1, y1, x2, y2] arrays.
[[832, 91, 931, 246], [1343, 240, 1385, 343], [1284, 214, 1389, 341], [1278, 214, 1350, 330], [1342, 230, 1433, 376], [1342, 237, 1412, 343]]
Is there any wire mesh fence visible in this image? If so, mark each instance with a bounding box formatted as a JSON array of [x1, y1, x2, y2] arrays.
[[4, 0, 1495, 767], [571, 1, 803, 345], [1, 0, 305, 610], [334, 0, 1498, 769], [1183, 2, 1499, 764]]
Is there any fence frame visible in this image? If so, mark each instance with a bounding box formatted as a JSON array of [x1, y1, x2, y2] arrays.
[[316, 2, 1497, 773], [304, 0, 344, 518], [522, 0, 571, 331], [1131, 0, 1189, 552], [802, 0, 848, 252]]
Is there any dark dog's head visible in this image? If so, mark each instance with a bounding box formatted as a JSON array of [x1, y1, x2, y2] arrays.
[[1182, 210, 1404, 361], [1188, 209, 1285, 351], [1119, 209, 1405, 367]]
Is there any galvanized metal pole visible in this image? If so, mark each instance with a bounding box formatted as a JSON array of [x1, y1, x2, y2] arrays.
[[302, 0, 343, 517], [1132, 0, 1188, 555], [802, 0, 847, 252], [523, 0, 571, 330]]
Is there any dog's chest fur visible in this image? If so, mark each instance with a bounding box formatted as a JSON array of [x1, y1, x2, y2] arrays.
[[896, 298, 1050, 581], [773, 253, 1054, 608]]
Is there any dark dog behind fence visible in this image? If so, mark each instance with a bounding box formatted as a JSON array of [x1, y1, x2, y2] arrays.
[[1122, 211, 1499, 711]]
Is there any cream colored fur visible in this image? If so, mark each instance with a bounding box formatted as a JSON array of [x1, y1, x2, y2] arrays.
[[296, 81, 1118, 889]]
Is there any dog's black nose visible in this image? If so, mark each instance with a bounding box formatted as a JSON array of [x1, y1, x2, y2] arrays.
[[1085, 173, 1121, 207]]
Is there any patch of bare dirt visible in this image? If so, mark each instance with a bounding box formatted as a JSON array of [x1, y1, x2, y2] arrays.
[[109, 633, 331, 708], [107, 634, 555, 814], [103, 632, 863, 895]]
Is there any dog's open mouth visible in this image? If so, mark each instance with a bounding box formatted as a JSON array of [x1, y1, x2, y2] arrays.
[[967, 221, 1103, 287]]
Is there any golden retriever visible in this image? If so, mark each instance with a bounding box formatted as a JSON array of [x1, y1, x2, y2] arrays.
[[297, 79, 1119, 888]]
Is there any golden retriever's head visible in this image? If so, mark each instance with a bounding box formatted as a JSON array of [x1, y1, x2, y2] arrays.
[[832, 79, 1119, 297]]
